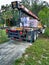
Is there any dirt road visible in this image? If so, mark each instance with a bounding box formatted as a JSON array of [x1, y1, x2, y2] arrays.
[[0, 40, 31, 65]]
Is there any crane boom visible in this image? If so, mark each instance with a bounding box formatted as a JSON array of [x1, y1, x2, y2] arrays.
[[11, 1, 39, 20]]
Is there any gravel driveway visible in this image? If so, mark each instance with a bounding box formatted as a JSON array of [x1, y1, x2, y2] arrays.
[[0, 40, 31, 65]]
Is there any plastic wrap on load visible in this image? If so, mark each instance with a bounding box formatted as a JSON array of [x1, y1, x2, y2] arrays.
[[21, 17, 29, 27], [20, 17, 38, 27], [29, 19, 38, 27]]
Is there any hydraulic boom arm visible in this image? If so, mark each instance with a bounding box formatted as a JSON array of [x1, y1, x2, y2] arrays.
[[11, 1, 39, 20]]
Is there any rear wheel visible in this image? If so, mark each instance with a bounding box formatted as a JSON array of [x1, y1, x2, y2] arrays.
[[32, 32, 37, 42], [36, 33, 39, 38], [41, 28, 45, 34]]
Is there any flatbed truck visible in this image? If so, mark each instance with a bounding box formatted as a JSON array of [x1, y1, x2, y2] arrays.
[[6, 1, 45, 43]]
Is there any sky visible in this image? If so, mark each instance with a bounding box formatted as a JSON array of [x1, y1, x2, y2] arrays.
[[0, 0, 49, 9], [0, 0, 21, 9]]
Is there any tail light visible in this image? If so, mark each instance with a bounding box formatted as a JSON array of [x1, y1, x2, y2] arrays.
[[20, 31, 23, 35], [6, 29, 8, 33]]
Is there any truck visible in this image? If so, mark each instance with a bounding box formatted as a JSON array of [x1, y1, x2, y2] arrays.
[[6, 1, 45, 43]]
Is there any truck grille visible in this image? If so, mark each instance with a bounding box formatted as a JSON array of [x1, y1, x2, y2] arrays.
[[8, 30, 20, 38]]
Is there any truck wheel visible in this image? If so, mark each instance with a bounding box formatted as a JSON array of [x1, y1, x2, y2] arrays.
[[36, 33, 39, 38], [32, 32, 37, 42], [41, 28, 45, 34]]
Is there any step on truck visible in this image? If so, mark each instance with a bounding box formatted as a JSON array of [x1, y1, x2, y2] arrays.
[[6, 1, 45, 43]]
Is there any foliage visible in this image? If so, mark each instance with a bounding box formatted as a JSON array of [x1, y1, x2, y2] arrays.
[[13, 10, 19, 21], [22, 0, 30, 9], [31, 0, 41, 15], [0, 17, 4, 24], [0, 13, 5, 26], [22, 0, 41, 15], [0, 29, 9, 44], [22, 0, 49, 16], [31, 0, 49, 16], [38, 7, 49, 26], [1, 4, 19, 26], [2, 10, 13, 20], [44, 28, 49, 37]]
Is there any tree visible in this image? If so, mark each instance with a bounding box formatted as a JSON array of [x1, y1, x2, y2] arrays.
[[1, 4, 13, 25], [22, 0, 30, 9], [1, 5, 5, 10], [30, 0, 49, 16], [38, 7, 49, 27]]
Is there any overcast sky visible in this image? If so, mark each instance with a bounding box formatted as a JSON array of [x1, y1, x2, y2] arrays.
[[0, 0, 49, 9], [0, 0, 21, 9]]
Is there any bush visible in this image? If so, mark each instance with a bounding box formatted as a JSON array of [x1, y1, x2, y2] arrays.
[[0, 29, 9, 44], [44, 27, 49, 37]]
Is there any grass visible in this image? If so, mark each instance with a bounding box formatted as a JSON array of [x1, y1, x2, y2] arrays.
[[0, 29, 9, 44], [14, 37, 49, 65]]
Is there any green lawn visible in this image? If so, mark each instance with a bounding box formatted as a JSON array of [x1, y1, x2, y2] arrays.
[[14, 37, 49, 65], [0, 29, 9, 44]]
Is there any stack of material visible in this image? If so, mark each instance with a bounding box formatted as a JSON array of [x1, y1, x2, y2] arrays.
[[29, 19, 38, 27], [21, 17, 29, 27], [20, 17, 38, 27]]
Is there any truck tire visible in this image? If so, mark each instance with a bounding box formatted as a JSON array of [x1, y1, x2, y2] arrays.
[[32, 31, 37, 42], [36, 33, 39, 38], [41, 28, 45, 34]]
